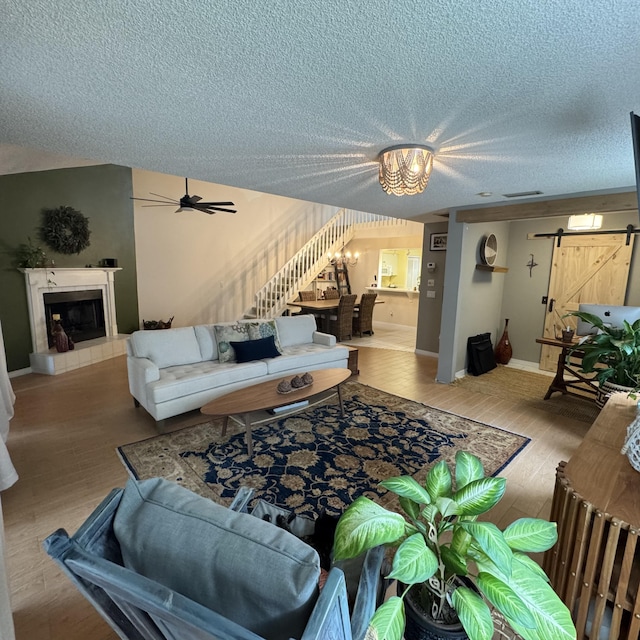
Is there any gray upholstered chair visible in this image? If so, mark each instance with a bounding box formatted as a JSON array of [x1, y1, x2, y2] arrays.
[[328, 294, 357, 342], [43, 478, 384, 640], [352, 293, 377, 337]]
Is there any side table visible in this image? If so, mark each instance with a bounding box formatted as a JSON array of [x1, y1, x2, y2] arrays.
[[347, 346, 359, 375], [543, 394, 640, 639]]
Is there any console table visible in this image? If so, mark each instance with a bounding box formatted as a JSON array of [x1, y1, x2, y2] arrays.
[[543, 393, 640, 639], [535, 337, 598, 400]]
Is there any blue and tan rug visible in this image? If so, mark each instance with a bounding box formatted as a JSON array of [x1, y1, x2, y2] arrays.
[[117, 381, 530, 518]]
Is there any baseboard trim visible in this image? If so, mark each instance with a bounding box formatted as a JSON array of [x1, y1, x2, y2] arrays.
[[415, 349, 438, 358], [505, 359, 554, 377], [9, 367, 32, 378]]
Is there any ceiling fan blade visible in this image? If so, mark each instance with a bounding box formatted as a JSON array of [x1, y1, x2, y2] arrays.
[[198, 201, 235, 207], [131, 196, 179, 204], [141, 203, 178, 207], [148, 192, 179, 202], [202, 205, 237, 214], [188, 195, 203, 204]]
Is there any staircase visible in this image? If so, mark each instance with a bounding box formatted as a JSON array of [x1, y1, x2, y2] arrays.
[[252, 208, 408, 318]]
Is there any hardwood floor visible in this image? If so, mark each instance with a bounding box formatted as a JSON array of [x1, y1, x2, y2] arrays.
[[3, 348, 591, 639]]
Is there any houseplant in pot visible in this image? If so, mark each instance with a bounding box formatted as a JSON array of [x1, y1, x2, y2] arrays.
[[566, 310, 640, 406], [333, 451, 575, 640]]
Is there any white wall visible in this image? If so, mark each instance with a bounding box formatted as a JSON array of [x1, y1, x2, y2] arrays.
[[132, 169, 338, 326]]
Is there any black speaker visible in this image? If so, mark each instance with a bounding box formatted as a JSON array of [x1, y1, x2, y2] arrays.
[[101, 258, 118, 267]]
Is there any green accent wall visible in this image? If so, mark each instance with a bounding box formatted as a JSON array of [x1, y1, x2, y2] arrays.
[[0, 164, 139, 371]]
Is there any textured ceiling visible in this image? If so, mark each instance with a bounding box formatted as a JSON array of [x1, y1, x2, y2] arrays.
[[2, 0, 640, 220]]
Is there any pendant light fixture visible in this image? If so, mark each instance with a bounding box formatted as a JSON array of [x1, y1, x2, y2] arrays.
[[378, 144, 435, 196]]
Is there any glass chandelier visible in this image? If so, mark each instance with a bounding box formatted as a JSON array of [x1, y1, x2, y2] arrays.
[[378, 144, 435, 196]]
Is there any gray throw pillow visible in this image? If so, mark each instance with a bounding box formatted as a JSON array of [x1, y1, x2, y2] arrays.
[[113, 478, 320, 640]]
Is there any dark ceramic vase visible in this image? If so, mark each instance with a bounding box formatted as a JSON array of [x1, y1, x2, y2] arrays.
[[494, 318, 513, 365], [401, 584, 469, 640], [53, 321, 70, 353]]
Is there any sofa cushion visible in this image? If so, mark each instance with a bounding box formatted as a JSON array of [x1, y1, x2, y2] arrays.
[[193, 324, 218, 361], [114, 478, 320, 640], [213, 322, 253, 363], [266, 343, 349, 374], [248, 319, 283, 353], [275, 315, 317, 348], [129, 327, 203, 369], [231, 336, 281, 363], [149, 360, 268, 404]]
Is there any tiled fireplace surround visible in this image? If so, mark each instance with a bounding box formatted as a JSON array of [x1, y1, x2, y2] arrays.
[[21, 268, 127, 375]]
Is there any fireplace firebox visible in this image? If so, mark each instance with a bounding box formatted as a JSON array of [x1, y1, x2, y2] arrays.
[[44, 290, 106, 347]]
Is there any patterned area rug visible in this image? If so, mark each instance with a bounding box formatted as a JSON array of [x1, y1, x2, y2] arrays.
[[118, 381, 530, 519], [453, 365, 600, 424]]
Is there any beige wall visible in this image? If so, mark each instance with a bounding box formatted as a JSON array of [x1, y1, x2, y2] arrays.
[[132, 169, 339, 327]]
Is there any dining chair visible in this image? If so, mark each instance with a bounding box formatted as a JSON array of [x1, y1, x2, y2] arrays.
[[293, 289, 319, 317], [323, 288, 340, 300], [328, 294, 357, 341], [352, 293, 377, 337]]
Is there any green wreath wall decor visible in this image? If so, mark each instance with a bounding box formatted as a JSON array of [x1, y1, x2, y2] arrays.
[[41, 206, 91, 254]]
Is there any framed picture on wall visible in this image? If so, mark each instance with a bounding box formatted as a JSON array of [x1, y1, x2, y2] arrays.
[[430, 232, 447, 251]]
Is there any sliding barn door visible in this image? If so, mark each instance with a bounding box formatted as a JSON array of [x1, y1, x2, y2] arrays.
[[539, 233, 634, 371]]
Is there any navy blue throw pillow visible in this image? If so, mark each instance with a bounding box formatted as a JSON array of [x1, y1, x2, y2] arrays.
[[230, 335, 281, 363]]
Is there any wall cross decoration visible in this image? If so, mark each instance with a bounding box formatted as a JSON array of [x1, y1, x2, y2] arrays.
[[526, 254, 538, 277]]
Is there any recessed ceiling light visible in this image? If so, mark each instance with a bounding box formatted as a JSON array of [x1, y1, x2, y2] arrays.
[[477, 192, 493, 197], [502, 190, 543, 198]]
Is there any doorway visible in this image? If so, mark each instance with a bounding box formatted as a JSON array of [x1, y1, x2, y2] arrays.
[[539, 233, 634, 371]]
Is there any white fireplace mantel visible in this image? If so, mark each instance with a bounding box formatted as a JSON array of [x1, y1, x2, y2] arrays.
[[20, 268, 122, 354]]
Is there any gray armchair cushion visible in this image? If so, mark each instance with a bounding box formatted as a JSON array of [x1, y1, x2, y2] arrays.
[[113, 478, 320, 640]]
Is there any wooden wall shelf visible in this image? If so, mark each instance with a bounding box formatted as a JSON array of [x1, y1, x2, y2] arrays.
[[475, 264, 509, 273]]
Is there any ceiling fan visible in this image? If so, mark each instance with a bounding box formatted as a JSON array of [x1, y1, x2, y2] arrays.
[[131, 178, 236, 215]]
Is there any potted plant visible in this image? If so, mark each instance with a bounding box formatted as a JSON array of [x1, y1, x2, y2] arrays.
[[566, 311, 640, 405], [14, 237, 47, 268], [333, 451, 575, 640]]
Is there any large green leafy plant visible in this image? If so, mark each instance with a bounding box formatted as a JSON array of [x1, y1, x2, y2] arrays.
[[567, 311, 640, 390], [333, 451, 575, 640]]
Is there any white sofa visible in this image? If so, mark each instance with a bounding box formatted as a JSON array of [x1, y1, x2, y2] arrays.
[[127, 315, 349, 424]]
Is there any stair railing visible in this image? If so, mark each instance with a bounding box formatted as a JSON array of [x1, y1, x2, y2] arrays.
[[254, 209, 407, 318]]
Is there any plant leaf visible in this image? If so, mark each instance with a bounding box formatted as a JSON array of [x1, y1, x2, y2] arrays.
[[399, 495, 420, 521], [503, 518, 558, 553], [435, 496, 459, 518], [455, 451, 485, 489], [426, 459, 452, 498], [422, 503, 438, 522], [460, 521, 513, 577], [441, 545, 468, 577], [333, 496, 406, 561], [451, 586, 494, 640], [475, 572, 536, 629], [512, 552, 551, 582], [369, 596, 405, 640], [380, 476, 431, 505], [453, 477, 506, 516], [500, 556, 576, 640], [451, 526, 473, 558], [387, 533, 439, 584]]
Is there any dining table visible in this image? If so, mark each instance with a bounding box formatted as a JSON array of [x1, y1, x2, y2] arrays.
[[286, 298, 383, 332]]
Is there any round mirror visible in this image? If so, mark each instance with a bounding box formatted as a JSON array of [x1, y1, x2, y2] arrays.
[[481, 234, 498, 266]]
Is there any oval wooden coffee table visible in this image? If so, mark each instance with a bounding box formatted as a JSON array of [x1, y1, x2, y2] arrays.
[[201, 368, 351, 458]]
